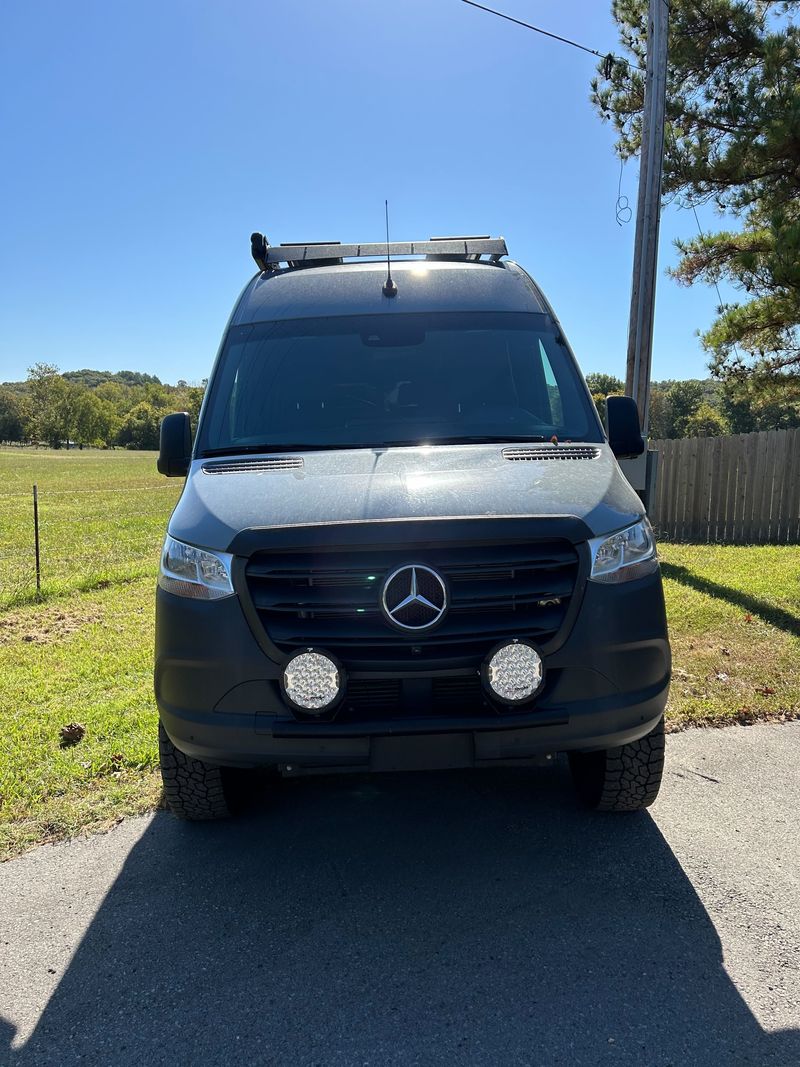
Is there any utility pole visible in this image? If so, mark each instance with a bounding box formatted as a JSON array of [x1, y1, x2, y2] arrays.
[[626, 0, 669, 434]]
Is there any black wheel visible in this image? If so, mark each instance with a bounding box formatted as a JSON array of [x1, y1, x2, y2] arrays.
[[568, 717, 665, 812], [158, 722, 234, 821]]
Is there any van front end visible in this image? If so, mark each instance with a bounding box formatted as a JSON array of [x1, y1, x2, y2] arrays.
[[154, 236, 669, 818], [155, 509, 669, 786]]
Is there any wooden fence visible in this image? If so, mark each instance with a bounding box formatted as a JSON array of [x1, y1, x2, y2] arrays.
[[649, 429, 800, 544]]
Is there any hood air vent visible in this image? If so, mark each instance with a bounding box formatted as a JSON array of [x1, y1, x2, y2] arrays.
[[502, 446, 601, 462], [202, 457, 304, 474]]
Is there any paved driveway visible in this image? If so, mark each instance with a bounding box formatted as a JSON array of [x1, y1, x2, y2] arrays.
[[1, 723, 799, 1066]]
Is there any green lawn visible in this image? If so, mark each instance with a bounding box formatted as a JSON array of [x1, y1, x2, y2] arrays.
[[0, 448, 180, 609], [660, 543, 800, 730], [0, 579, 162, 858], [0, 448, 798, 858]]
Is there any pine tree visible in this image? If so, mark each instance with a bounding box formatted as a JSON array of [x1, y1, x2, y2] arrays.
[[593, 1, 800, 392]]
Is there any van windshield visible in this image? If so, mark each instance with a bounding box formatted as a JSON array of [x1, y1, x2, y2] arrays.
[[198, 311, 603, 453]]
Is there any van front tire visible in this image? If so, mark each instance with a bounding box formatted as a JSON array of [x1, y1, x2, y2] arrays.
[[568, 716, 665, 812], [158, 722, 233, 820]]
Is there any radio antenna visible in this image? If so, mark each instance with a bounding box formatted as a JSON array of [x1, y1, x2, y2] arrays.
[[382, 199, 398, 298]]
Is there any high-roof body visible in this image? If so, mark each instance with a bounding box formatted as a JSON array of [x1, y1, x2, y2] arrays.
[[233, 234, 549, 325]]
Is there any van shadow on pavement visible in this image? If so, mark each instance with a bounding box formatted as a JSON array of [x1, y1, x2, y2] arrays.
[[7, 762, 800, 1066]]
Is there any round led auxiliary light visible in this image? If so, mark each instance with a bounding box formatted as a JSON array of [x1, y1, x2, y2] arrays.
[[483, 640, 544, 705], [281, 649, 344, 714]]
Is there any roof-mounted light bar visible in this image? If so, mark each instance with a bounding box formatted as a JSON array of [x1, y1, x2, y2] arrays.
[[250, 233, 508, 272]]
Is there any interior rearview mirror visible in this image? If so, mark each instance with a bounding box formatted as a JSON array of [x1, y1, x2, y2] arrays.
[[606, 395, 645, 459], [157, 412, 192, 477]]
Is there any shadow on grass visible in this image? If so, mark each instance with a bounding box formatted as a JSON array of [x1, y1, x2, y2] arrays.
[[661, 562, 800, 638], [6, 763, 799, 1065]]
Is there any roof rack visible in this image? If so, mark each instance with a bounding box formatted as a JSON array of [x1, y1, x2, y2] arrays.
[[250, 233, 508, 271]]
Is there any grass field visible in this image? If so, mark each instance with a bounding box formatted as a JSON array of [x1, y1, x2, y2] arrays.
[[660, 544, 800, 730], [0, 448, 180, 608], [1, 447, 798, 858]]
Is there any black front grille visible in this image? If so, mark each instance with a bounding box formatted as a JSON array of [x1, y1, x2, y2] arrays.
[[341, 675, 488, 722], [244, 538, 580, 664], [345, 678, 402, 714]]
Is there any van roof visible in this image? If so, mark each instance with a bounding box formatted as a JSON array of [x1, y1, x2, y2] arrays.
[[233, 259, 548, 325]]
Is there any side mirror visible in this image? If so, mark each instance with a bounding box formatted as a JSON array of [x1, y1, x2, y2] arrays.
[[606, 396, 645, 459], [158, 412, 192, 477]]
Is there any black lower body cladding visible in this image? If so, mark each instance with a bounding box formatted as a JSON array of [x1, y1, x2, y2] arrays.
[[155, 526, 670, 774]]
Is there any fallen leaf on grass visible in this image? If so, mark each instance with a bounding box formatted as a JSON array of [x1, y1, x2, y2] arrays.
[[59, 722, 86, 747], [755, 686, 776, 696], [744, 613, 753, 623]]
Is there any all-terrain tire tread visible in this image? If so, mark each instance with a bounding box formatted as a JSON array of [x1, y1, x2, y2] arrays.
[[158, 722, 231, 820], [569, 717, 665, 812]]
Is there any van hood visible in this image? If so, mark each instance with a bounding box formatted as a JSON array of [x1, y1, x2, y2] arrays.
[[168, 443, 643, 552]]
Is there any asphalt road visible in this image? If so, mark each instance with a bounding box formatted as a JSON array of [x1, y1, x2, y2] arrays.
[[1, 722, 798, 1066]]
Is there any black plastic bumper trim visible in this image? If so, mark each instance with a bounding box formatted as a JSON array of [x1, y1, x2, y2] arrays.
[[268, 707, 568, 739]]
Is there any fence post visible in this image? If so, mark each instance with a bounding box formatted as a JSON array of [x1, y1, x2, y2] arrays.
[[33, 484, 41, 597]]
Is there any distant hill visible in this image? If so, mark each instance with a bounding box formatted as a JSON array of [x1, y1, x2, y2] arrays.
[[0, 367, 205, 449], [651, 378, 721, 402], [61, 369, 163, 389]]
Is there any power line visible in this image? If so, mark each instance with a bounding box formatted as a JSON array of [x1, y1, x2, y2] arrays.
[[460, 0, 643, 70], [617, 159, 633, 226], [465, 1, 738, 373], [465, 0, 736, 373]]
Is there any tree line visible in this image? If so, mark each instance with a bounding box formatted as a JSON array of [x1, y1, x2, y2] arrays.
[[0, 364, 205, 449], [585, 372, 800, 440], [2, 363, 797, 451]]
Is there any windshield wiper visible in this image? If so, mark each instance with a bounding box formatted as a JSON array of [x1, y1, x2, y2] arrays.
[[201, 435, 552, 457], [200, 443, 355, 457], [385, 435, 549, 446]]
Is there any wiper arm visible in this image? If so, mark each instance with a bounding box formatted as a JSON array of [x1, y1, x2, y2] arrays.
[[201, 435, 552, 457], [398, 434, 549, 445], [200, 443, 352, 457]]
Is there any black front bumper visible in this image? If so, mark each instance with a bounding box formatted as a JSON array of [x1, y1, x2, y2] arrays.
[[155, 563, 670, 773]]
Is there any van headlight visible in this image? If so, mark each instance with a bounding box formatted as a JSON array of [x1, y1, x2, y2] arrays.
[[588, 518, 658, 584], [158, 535, 235, 600]]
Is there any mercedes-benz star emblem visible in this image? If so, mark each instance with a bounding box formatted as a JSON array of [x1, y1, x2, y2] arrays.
[[381, 565, 448, 632]]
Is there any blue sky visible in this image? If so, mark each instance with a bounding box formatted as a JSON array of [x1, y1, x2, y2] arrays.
[[0, 0, 727, 386]]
